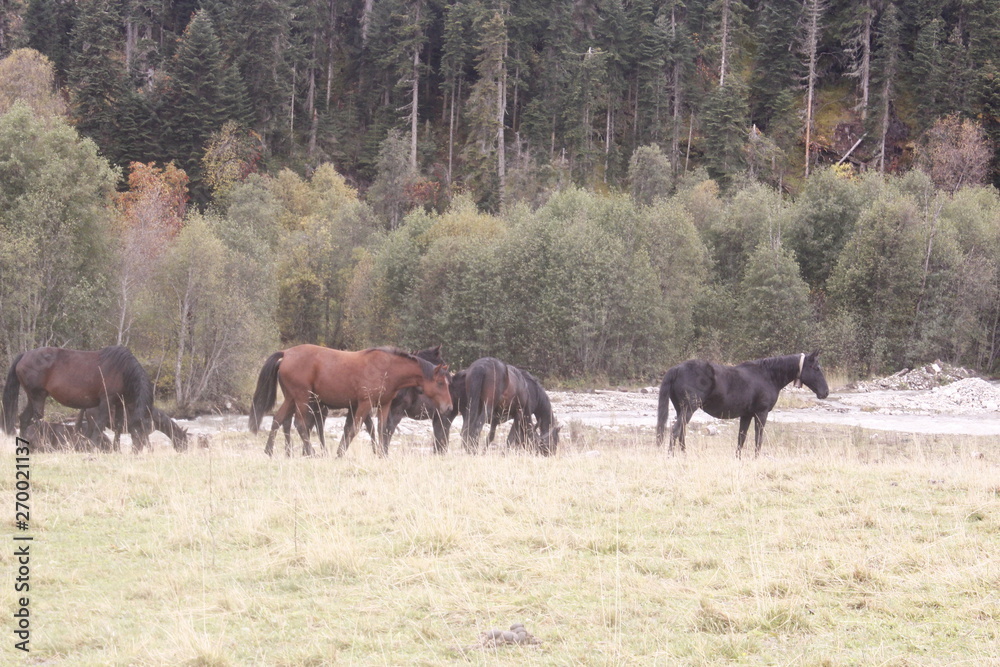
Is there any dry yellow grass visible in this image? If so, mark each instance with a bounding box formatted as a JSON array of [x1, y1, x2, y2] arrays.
[[2, 422, 998, 665]]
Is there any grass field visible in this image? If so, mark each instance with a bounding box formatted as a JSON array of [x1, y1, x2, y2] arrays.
[[2, 421, 999, 666]]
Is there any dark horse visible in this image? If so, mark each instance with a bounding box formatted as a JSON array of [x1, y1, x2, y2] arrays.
[[3, 346, 154, 451], [248, 345, 452, 458], [78, 405, 188, 452], [461, 357, 560, 455], [655, 352, 829, 457]]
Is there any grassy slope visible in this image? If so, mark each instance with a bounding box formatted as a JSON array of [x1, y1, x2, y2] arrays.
[[2, 423, 998, 666]]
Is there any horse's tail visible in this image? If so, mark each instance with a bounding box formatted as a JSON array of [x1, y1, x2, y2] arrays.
[[2, 352, 25, 434], [249, 351, 283, 433], [463, 364, 486, 447], [655, 369, 673, 447]]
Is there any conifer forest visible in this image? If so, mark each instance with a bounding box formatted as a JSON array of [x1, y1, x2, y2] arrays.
[[1, 0, 1000, 410]]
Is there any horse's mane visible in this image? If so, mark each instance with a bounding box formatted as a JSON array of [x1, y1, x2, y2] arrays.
[[98, 346, 154, 417], [521, 369, 553, 421], [747, 354, 797, 370], [370, 346, 437, 378]]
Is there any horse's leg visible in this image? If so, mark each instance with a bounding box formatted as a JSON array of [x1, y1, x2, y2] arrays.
[[19, 390, 46, 436], [375, 403, 393, 458], [361, 414, 379, 454], [294, 405, 314, 457], [88, 398, 113, 451], [506, 415, 528, 451], [486, 416, 500, 450], [264, 399, 293, 457], [753, 412, 769, 457], [313, 402, 328, 455], [736, 415, 753, 458], [282, 413, 294, 456], [337, 403, 370, 458], [670, 403, 693, 454], [432, 413, 451, 454]]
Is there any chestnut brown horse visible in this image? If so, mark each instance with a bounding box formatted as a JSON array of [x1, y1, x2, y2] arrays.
[[293, 346, 450, 455], [3, 346, 154, 450], [248, 345, 452, 458], [461, 357, 559, 455]]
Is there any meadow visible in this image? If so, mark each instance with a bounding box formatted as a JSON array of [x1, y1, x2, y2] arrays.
[[2, 421, 998, 666]]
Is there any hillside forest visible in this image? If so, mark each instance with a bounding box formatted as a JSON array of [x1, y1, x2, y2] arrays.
[[1, 0, 999, 411]]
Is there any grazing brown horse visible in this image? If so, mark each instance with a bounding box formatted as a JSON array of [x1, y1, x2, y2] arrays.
[[3, 346, 154, 450], [462, 357, 559, 455], [248, 345, 452, 458]]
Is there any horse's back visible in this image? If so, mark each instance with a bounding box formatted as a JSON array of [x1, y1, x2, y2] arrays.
[[279, 344, 416, 407], [18, 347, 105, 404], [666, 358, 778, 419]]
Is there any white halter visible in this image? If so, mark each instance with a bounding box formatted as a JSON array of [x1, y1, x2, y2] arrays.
[[793, 353, 805, 388]]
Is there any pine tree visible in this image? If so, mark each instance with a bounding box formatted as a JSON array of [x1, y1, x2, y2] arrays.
[[909, 17, 944, 132], [462, 10, 508, 211], [750, 0, 800, 137], [203, 0, 293, 147], [160, 10, 248, 204], [701, 81, 749, 184], [738, 242, 812, 358], [22, 0, 76, 77], [871, 2, 902, 173], [66, 0, 130, 166]]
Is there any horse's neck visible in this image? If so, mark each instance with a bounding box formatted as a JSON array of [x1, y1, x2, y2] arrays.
[[391, 359, 427, 391], [768, 355, 799, 387], [534, 399, 552, 431]]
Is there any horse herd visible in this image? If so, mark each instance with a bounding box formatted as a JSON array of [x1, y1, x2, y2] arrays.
[[1, 343, 830, 458]]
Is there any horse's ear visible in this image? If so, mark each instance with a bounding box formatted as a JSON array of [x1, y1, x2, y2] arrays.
[[434, 363, 448, 375], [432, 344, 442, 355], [809, 350, 821, 359]]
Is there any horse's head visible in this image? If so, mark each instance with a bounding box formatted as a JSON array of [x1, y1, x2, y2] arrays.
[[415, 345, 444, 365], [420, 363, 453, 414], [799, 351, 829, 399], [539, 423, 560, 456]]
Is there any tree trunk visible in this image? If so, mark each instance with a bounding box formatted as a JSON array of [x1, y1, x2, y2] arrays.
[[858, 0, 872, 121], [362, 0, 375, 45], [411, 45, 420, 171], [497, 31, 508, 210], [670, 4, 682, 174], [308, 36, 318, 158], [719, 0, 730, 86], [804, 0, 823, 177], [289, 64, 296, 138]]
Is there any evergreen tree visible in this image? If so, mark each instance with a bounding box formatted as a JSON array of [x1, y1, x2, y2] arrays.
[[909, 16, 944, 132], [871, 2, 902, 173], [700, 81, 749, 184], [203, 0, 293, 147], [738, 242, 812, 359], [66, 0, 130, 166], [829, 193, 925, 372], [22, 0, 76, 78], [462, 10, 508, 211], [972, 61, 1000, 188], [750, 0, 800, 138], [160, 10, 248, 204]]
